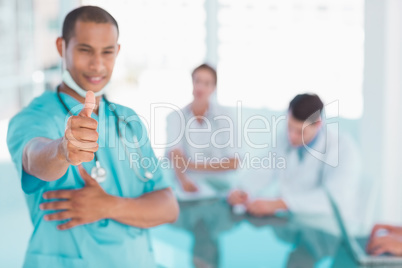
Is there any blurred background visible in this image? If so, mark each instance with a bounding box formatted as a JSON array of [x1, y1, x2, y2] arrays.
[[1, 0, 402, 267]]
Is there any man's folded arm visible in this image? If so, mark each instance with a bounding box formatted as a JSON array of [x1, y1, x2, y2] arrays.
[[107, 188, 179, 228]]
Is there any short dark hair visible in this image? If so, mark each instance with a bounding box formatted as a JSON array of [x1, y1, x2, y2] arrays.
[[192, 64, 217, 85], [289, 93, 323, 122], [62, 6, 119, 46]]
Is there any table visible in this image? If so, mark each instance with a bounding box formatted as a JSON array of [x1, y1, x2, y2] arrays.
[[150, 198, 375, 268]]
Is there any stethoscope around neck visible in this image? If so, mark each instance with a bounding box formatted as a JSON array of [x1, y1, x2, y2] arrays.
[[56, 87, 154, 183]]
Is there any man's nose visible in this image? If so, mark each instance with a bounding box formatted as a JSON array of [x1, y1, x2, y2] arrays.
[[89, 54, 104, 72], [194, 88, 203, 94]]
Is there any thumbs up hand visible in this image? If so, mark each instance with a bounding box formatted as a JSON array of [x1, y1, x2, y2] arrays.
[[61, 91, 99, 165], [79, 90, 96, 117]]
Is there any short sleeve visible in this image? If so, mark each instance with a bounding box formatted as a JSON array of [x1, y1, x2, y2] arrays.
[[7, 108, 61, 194], [213, 107, 240, 159]]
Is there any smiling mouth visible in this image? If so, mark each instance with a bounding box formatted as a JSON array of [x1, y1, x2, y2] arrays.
[[84, 75, 105, 85]]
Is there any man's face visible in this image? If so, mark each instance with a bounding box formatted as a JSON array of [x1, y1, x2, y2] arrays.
[[62, 21, 120, 93], [287, 113, 321, 147], [192, 69, 216, 104]]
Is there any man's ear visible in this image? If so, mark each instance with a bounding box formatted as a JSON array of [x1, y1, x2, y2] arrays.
[[56, 37, 63, 57], [116, 43, 121, 56], [314, 119, 323, 129]]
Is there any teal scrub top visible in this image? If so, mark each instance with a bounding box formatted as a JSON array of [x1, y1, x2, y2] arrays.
[[7, 90, 171, 268]]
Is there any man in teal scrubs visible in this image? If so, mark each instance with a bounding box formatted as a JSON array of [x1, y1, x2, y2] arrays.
[[7, 6, 179, 267]]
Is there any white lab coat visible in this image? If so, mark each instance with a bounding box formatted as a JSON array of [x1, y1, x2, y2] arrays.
[[165, 103, 239, 189], [238, 126, 362, 219]]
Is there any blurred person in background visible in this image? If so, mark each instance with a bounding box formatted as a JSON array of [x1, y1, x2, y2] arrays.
[[366, 224, 402, 256], [7, 6, 178, 267], [228, 93, 361, 218], [166, 64, 239, 193]]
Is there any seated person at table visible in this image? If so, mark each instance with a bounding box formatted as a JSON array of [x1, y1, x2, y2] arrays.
[[166, 64, 238, 192], [228, 93, 361, 217]]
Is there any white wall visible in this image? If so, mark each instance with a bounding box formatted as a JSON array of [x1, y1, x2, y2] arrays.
[[363, 0, 402, 223]]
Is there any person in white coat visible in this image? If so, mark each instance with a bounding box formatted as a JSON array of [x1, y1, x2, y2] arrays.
[[166, 64, 239, 193], [228, 93, 361, 218]]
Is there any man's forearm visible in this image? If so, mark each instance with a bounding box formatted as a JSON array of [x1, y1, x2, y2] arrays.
[[169, 149, 238, 173], [107, 188, 179, 228], [273, 199, 288, 211], [187, 158, 238, 172], [23, 137, 69, 181]]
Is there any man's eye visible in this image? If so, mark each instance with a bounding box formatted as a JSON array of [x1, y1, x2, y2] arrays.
[[103, 51, 114, 54], [79, 49, 90, 52]]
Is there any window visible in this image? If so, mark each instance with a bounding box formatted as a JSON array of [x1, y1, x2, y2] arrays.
[[217, 0, 364, 119]]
